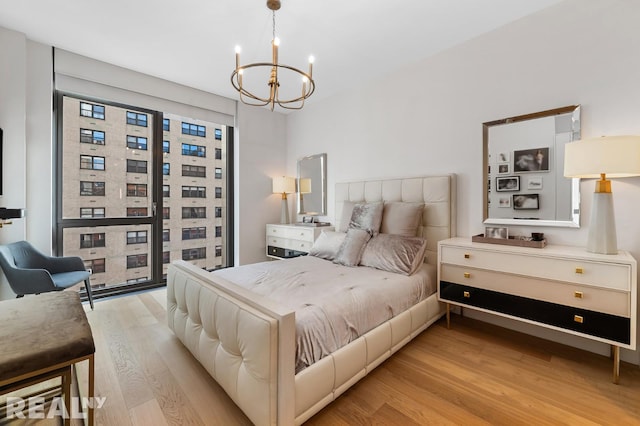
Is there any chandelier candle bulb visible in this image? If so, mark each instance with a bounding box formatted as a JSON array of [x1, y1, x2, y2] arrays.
[[234, 46, 241, 71]]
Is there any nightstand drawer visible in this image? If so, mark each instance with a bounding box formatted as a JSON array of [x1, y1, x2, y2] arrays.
[[440, 246, 630, 291], [441, 264, 630, 317], [266, 236, 313, 252], [266, 225, 314, 242]]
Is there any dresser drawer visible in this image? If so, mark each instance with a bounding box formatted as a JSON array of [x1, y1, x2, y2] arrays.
[[439, 281, 631, 345], [266, 225, 314, 242], [266, 236, 313, 253], [440, 245, 630, 291], [441, 264, 630, 317]]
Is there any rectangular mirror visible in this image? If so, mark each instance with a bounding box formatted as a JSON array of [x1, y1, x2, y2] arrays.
[[297, 153, 327, 216], [483, 105, 581, 228]]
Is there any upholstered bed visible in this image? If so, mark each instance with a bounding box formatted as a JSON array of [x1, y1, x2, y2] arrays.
[[167, 175, 456, 425]]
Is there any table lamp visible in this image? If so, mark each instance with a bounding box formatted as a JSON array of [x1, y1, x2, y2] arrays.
[[564, 135, 640, 254], [272, 176, 295, 224]]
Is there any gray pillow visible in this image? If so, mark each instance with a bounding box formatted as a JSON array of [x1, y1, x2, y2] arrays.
[[308, 231, 346, 261], [360, 234, 427, 275], [349, 202, 383, 235], [333, 228, 372, 267], [337, 201, 355, 232], [380, 202, 424, 237]]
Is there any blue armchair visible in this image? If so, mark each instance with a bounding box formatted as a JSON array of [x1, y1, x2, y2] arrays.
[[0, 241, 94, 309]]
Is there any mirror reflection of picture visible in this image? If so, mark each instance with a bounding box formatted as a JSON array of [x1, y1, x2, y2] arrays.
[[514, 147, 549, 172], [513, 193, 539, 210], [496, 176, 519, 192], [485, 226, 508, 239], [498, 197, 511, 208], [498, 152, 510, 163], [527, 177, 543, 190], [498, 164, 509, 174]]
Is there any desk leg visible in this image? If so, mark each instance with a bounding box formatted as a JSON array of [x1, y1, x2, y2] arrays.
[[62, 367, 71, 426], [446, 303, 450, 329], [612, 345, 620, 385], [88, 354, 95, 426]]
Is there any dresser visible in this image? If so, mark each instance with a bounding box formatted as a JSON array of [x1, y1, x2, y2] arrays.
[[437, 237, 637, 383], [266, 224, 333, 259]]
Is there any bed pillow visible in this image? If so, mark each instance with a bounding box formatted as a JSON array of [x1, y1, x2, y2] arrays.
[[333, 228, 373, 267], [308, 231, 347, 261], [337, 201, 355, 232], [380, 202, 424, 237], [349, 202, 383, 235], [360, 234, 427, 275]]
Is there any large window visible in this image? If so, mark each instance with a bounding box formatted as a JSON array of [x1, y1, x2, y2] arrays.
[[57, 94, 233, 299]]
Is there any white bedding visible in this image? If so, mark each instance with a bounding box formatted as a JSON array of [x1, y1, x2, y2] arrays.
[[212, 256, 436, 372]]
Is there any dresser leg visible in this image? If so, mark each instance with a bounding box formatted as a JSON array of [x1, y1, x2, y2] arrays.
[[446, 303, 450, 329], [612, 345, 620, 384]]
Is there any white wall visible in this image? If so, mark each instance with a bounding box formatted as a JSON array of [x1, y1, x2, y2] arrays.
[[286, 0, 640, 364]]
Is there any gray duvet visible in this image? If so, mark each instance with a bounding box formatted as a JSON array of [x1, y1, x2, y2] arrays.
[[212, 255, 436, 372]]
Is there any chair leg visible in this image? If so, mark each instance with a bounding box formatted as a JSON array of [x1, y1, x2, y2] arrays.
[[16, 294, 24, 298], [84, 279, 94, 310]]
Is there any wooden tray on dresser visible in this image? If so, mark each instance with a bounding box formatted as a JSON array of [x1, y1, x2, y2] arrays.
[[472, 234, 547, 248]]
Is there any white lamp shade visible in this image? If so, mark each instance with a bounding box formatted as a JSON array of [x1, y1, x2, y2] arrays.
[[272, 176, 295, 194], [564, 135, 640, 178], [299, 178, 312, 194]]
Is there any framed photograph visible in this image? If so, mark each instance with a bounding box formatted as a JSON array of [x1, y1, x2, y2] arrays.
[[498, 164, 510, 174], [527, 177, 543, 190], [497, 152, 510, 163], [496, 176, 520, 192], [513, 147, 549, 172], [485, 226, 508, 239], [302, 216, 314, 223], [513, 193, 540, 210], [498, 196, 511, 208]]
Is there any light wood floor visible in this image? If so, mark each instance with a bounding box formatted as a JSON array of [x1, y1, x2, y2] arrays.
[[81, 289, 640, 425]]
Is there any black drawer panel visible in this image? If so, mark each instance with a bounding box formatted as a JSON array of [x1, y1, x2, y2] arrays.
[[440, 281, 630, 345], [268, 246, 307, 259]]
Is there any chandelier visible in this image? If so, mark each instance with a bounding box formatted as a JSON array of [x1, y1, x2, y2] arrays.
[[231, 0, 315, 111]]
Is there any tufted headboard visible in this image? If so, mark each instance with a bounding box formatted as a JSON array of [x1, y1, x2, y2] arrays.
[[334, 175, 457, 265]]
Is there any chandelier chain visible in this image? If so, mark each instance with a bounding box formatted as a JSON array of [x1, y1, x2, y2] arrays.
[[272, 10, 276, 42]]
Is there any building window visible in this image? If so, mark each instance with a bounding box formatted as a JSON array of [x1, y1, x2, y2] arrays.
[[163, 251, 170, 264], [181, 143, 206, 157], [80, 129, 105, 145], [163, 163, 170, 175], [126, 111, 148, 127], [126, 254, 148, 269], [127, 207, 148, 217], [181, 122, 206, 137], [182, 247, 206, 260], [215, 128, 222, 140], [182, 227, 206, 240], [80, 155, 105, 171], [182, 164, 206, 178], [126, 159, 147, 174], [215, 148, 222, 160], [215, 168, 222, 179], [182, 186, 206, 198], [163, 140, 170, 153], [80, 207, 105, 218], [126, 230, 148, 244], [215, 187, 222, 199], [215, 207, 222, 218], [163, 185, 170, 197], [215, 226, 222, 237], [80, 181, 105, 196], [80, 102, 105, 120], [80, 233, 105, 249], [215, 245, 222, 257], [127, 135, 148, 150], [182, 207, 206, 219], [163, 229, 170, 242], [127, 183, 147, 197], [85, 258, 106, 273], [162, 207, 170, 219], [163, 118, 170, 131]]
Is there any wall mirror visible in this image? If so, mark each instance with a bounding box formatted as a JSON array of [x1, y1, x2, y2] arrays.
[[483, 105, 581, 228], [297, 153, 327, 216]]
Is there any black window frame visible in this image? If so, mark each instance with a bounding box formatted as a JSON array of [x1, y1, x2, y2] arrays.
[[80, 102, 105, 120], [126, 254, 148, 269], [182, 207, 206, 219], [127, 111, 148, 127], [126, 230, 148, 245], [182, 186, 206, 198], [80, 181, 105, 196], [80, 128, 105, 145], [126, 183, 148, 197], [182, 164, 206, 178], [181, 122, 206, 137], [181, 143, 206, 157], [126, 159, 148, 174], [80, 232, 106, 249]]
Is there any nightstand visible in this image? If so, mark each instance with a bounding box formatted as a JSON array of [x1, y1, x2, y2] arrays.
[[266, 224, 333, 259], [438, 237, 637, 384]]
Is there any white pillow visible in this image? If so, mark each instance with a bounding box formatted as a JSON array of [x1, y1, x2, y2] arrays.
[[349, 202, 383, 235], [360, 234, 427, 275], [381, 202, 424, 237], [337, 201, 355, 232], [333, 228, 372, 267], [308, 231, 346, 261]]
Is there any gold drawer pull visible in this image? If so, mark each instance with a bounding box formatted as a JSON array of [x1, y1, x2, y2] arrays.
[[574, 291, 583, 299], [464, 253, 470, 259], [574, 315, 584, 324], [463, 291, 470, 298], [463, 272, 471, 278], [575, 267, 583, 274]]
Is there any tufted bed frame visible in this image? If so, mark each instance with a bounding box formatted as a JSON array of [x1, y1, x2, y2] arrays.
[[167, 174, 456, 425]]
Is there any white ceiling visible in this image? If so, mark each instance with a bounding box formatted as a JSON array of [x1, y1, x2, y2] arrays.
[[0, 0, 562, 109]]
